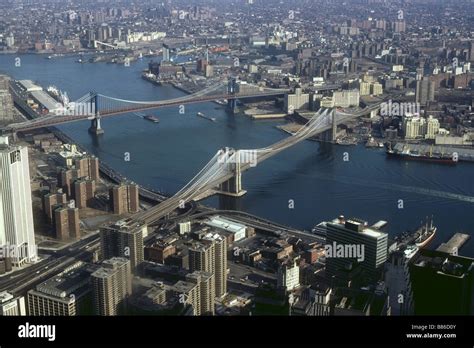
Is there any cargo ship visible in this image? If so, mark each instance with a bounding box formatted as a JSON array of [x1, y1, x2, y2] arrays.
[[386, 144, 457, 164]]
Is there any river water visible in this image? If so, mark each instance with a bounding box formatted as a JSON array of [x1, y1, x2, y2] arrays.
[[1, 54, 473, 255]]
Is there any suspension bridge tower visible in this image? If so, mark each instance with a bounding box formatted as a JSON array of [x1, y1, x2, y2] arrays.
[[218, 147, 247, 197], [88, 92, 104, 135], [226, 77, 238, 114], [320, 109, 337, 142]]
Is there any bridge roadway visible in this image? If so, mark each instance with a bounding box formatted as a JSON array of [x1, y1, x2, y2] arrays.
[[5, 79, 343, 133], [6, 89, 288, 133], [134, 102, 384, 225]]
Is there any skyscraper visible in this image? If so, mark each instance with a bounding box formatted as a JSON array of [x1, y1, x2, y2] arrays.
[[53, 206, 80, 240], [409, 249, 474, 315], [326, 217, 388, 284], [186, 271, 215, 315], [110, 184, 139, 215], [203, 233, 227, 298], [384, 250, 415, 315], [74, 178, 95, 209], [91, 257, 132, 316], [0, 75, 15, 123], [74, 156, 100, 181], [43, 191, 67, 222], [189, 242, 214, 274], [189, 232, 228, 299], [162, 44, 170, 62], [0, 136, 37, 268], [469, 41, 474, 62], [415, 77, 435, 105], [100, 219, 145, 271]]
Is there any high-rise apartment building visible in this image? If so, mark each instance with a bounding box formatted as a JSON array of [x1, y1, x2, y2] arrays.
[[74, 156, 100, 181], [203, 233, 227, 298], [53, 206, 80, 240], [162, 44, 170, 62], [415, 77, 435, 105], [43, 191, 67, 221], [189, 232, 228, 299], [186, 271, 215, 315], [0, 75, 15, 123], [403, 115, 426, 139], [0, 136, 37, 268], [58, 168, 80, 197], [110, 184, 139, 215], [172, 280, 200, 316], [189, 242, 214, 274], [91, 257, 132, 316], [425, 116, 440, 139], [100, 219, 145, 271], [74, 178, 95, 209]]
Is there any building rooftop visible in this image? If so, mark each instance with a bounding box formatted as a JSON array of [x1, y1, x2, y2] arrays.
[[412, 249, 474, 277], [92, 257, 129, 279], [30, 90, 62, 112], [0, 291, 14, 303], [18, 79, 42, 92], [205, 216, 246, 234], [35, 267, 91, 299], [172, 281, 196, 294], [328, 216, 387, 239]]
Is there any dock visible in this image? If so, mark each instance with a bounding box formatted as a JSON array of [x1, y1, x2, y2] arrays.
[[249, 113, 286, 119], [436, 233, 471, 254]]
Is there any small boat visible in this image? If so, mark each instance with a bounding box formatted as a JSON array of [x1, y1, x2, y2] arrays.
[[197, 112, 216, 122], [144, 114, 160, 123]]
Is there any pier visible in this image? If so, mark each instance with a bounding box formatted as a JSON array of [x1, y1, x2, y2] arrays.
[[436, 233, 471, 255]]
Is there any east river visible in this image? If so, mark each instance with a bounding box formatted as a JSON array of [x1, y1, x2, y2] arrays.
[[1, 54, 473, 255]]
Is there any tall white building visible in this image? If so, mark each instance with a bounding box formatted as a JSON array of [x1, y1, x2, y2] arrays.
[[403, 115, 426, 139], [277, 257, 300, 291], [0, 291, 26, 315], [425, 116, 440, 139], [333, 90, 360, 108], [284, 87, 309, 113], [0, 136, 37, 267]]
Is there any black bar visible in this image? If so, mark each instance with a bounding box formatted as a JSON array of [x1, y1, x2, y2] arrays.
[[0, 316, 472, 346]]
